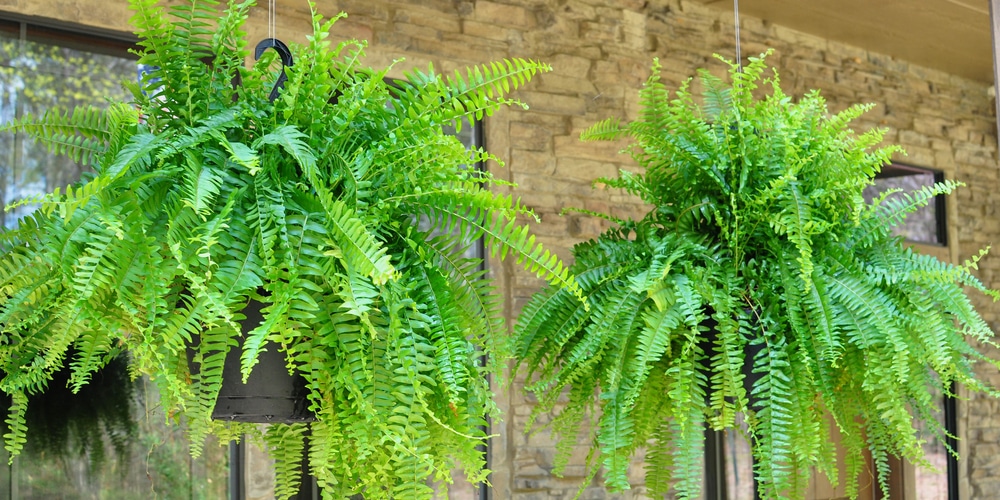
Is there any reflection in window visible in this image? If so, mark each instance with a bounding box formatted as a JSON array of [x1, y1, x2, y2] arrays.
[[0, 20, 229, 499], [6, 372, 228, 500], [0, 23, 139, 226], [862, 163, 946, 246]]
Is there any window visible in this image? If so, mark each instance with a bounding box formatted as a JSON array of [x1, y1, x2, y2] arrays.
[[0, 18, 229, 499], [863, 163, 947, 246], [0, 18, 139, 227]]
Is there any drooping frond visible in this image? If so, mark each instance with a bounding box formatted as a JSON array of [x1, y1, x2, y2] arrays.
[[406, 190, 582, 303], [0, 106, 116, 167], [397, 57, 552, 124], [581, 117, 626, 142], [264, 423, 308, 499]]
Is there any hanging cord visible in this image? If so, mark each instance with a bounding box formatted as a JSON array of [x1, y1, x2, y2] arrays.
[[734, 0, 742, 72], [268, 0, 276, 46]]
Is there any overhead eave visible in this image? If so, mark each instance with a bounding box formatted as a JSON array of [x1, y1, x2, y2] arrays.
[[692, 0, 993, 83]]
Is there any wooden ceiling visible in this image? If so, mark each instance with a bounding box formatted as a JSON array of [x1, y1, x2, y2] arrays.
[[690, 0, 994, 83]]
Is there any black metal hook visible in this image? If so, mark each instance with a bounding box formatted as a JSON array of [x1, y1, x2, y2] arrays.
[[255, 38, 294, 102]]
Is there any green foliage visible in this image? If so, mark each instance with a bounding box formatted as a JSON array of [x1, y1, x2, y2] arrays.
[[514, 51, 1000, 499], [0, 0, 575, 498]]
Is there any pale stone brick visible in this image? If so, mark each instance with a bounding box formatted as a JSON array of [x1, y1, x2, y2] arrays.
[[393, 21, 441, 41], [554, 134, 628, 162], [536, 73, 599, 95], [622, 9, 647, 51], [393, 5, 461, 34], [461, 19, 522, 43], [512, 149, 558, 175], [580, 19, 621, 43], [330, 20, 375, 46], [553, 2, 597, 21], [511, 122, 555, 151], [549, 53, 594, 78], [471, 1, 535, 29], [412, 35, 504, 62], [519, 91, 588, 116], [554, 157, 620, 182]]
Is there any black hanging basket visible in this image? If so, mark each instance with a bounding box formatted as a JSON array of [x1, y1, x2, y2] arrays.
[[211, 298, 315, 423], [699, 312, 764, 500], [211, 39, 311, 423]]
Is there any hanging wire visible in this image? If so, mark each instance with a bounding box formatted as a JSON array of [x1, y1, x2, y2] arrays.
[[268, 0, 276, 45], [734, 0, 743, 72]]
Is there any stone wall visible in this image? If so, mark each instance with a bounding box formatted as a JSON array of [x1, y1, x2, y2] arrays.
[[4, 0, 999, 498]]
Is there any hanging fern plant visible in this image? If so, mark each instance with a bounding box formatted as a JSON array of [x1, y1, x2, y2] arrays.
[[514, 51, 1000, 499], [0, 0, 580, 498]]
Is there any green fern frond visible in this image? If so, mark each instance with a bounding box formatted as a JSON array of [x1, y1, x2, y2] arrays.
[[185, 325, 233, 455], [580, 117, 625, 142], [859, 179, 962, 245], [265, 423, 308, 499], [400, 58, 551, 123], [699, 69, 733, 121], [513, 285, 587, 371], [67, 328, 116, 393], [255, 125, 318, 177], [407, 195, 583, 303], [643, 412, 676, 496], [322, 198, 395, 285], [417, 233, 503, 363], [102, 130, 162, 178], [0, 106, 113, 166], [3, 392, 28, 459]]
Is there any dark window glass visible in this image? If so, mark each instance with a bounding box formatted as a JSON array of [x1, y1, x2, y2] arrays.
[[862, 163, 946, 246]]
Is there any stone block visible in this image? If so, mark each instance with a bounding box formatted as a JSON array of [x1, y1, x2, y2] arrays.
[[511, 122, 555, 152], [520, 91, 588, 116], [471, 1, 535, 29], [622, 9, 648, 51], [461, 19, 518, 43], [393, 21, 441, 42], [393, 5, 462, 34], [536, 73, 598, 95], [512, 149, 558, 175], [580, 20, 621, 43], [549, 53, 595, 79], [554, 134, 627, 162], [554, 157, 621, 182]]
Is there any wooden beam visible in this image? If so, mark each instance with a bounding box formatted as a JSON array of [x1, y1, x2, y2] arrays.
[[991, 0, 1000, 153]]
